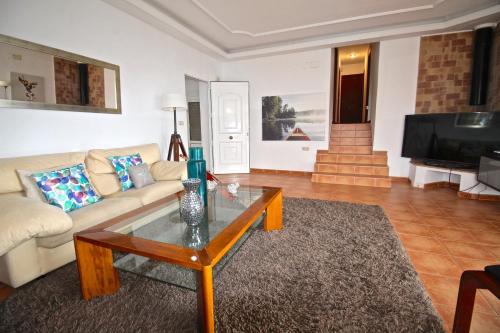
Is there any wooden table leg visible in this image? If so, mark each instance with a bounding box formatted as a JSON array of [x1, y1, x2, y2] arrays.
[[264, 191, 283, 231], [74, 237, 120, 300], [453, 270, 500, 333], [197, 265, 215, 333]]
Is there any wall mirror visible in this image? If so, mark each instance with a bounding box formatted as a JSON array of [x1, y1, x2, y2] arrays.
[[0, 34, 121, 114]]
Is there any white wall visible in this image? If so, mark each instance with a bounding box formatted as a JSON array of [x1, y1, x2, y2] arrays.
[[220, 49, 331, 172], [373, 37, 420, 177], [367, 43, 379, 125], [0, 0, 220, 158], [340, 62, 364, 75]]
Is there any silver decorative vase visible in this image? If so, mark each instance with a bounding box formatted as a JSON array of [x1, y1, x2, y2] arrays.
[[183, 225, 203, 249], [180, 178, 204, 226]]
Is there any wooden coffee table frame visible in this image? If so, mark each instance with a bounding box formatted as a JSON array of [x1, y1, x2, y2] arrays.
[[74, 186, 283, 333]]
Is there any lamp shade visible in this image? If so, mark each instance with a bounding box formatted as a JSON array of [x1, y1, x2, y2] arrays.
[[0, 81, 9, 88], [161, 93, 187, 110]]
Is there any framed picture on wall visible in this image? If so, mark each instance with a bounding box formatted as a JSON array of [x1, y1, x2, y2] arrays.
[[10, 72, 46, 103], [262, 92, 326, 141]]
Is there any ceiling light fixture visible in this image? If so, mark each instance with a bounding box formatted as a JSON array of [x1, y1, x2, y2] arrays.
[[349, 52, 357, 59]]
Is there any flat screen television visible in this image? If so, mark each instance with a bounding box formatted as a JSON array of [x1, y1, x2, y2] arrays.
[[401, 112, 500, 168]]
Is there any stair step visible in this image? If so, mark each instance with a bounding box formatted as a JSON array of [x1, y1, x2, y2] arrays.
[[315, 163, 389, 176], [331, 130, 371, 138], [317, 150, 387, 155], [330, 137, 372, 146], [314, 160, 387, 166], [316, 152, 387, 165], [332, 123, 371, 131], [329, 145, 372, 155], [311, 172, 392, 188]]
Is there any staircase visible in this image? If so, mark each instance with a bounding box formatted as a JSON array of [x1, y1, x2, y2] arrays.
[[311, 123, 392, 188]]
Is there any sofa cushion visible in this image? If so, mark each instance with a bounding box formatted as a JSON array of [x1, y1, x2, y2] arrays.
[[0, 197, 73, 256], [0, 152, 85, 194], [107, 180, 183, 205], [17, 163, 93, 202], [0, 191, 24, 198], [36, 197, 142, 249], [108, 154, 143, 191], [86, 144, 160, 175], [31, 164, 102, 212], [128, 164, 155, 189], [88, 172, 121, 196], [151, 160, 188, 181], [17, 169, 48, 202]]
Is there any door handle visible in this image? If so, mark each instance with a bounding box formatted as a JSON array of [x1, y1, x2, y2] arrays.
[[229, 136, 233, 140]]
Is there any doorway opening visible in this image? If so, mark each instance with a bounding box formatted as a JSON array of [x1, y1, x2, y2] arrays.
[[332, 44, 372, 124], [184, 75, 212, 170]]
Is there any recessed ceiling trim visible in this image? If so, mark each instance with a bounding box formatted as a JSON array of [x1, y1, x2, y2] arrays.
[[191, 0, 446, 37], [104, 1, 500, 60], [228, 4, 500, 59], [105, 0, 227, 57]]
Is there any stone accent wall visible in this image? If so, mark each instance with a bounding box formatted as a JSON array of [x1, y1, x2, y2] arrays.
[[54, 58, 105, 107], [54, 57, 80, 105], [415, 32, 473, 114], [415, 27, 500, 114], [88, 64, 105, 108]]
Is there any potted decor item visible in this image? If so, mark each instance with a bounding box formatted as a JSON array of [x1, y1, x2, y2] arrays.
[[182, 221, 209, 249], [182, 225, 203, 249], [180, 178, 204, 226], [187, 147, 208, 206]]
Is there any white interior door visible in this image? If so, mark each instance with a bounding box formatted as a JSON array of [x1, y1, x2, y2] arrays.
[[210, 81, 249, 174]]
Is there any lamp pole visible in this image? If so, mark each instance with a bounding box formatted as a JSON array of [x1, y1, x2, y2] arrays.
[[163, 93, 187, 161], [173, 106, 177, 134]]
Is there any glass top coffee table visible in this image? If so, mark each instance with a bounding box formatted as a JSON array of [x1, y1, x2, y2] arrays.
[[74, 184, 283, 333]]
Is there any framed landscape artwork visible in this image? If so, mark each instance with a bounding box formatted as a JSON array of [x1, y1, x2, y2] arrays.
[[262, 92, 326, 141]]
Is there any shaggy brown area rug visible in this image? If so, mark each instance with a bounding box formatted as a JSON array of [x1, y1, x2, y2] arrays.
[[0, 198, 444, 332]]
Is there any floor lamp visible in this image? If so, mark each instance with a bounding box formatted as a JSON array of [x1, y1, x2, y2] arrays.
[[162, 93, 188, 161]]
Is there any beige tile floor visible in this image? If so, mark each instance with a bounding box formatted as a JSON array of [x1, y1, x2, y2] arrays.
[[217, 173, 500, 333]]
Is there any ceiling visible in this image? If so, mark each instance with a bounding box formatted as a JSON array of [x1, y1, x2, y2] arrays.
[[338, 44, 370, 65], [104, 0, 500, 59]]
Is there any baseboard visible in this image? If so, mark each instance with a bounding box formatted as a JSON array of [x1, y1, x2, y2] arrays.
[[457, 191, 500, 202], [420, 181, 500, 201], [423, 181, 460, 190], [250, 168, 312, 177], [390, 177, 410, 183]]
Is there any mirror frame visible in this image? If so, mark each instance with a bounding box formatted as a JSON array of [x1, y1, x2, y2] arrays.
[[0, 34, 121, 114]]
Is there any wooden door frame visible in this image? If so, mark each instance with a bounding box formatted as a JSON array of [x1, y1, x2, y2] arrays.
[[185, 75, 211, 168], [332, 45, 371, 124], [362, 47, 371, 123]]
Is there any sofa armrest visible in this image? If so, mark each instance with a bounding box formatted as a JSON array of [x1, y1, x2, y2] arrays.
[[151, 161, 188, 181], [0, 197, 72, 256]]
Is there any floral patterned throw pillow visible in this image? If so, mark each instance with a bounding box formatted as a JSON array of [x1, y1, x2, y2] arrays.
[[31, 164, 102, 212], [108, 153, 143, 191]]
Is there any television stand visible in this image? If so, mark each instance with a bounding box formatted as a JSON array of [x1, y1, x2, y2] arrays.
[[423, 159, 476, 170], [409, 161, 500, 199]]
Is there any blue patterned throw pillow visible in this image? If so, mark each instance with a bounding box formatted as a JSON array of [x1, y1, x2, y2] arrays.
[[108, 153, 143, 191], [31, 164, 102, 212]]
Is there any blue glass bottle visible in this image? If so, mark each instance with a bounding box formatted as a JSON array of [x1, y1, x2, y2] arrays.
[[187, 147, 207, 206]]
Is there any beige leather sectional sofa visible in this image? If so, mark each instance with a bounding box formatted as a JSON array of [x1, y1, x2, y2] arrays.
[[0, 143, 186, 288]]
